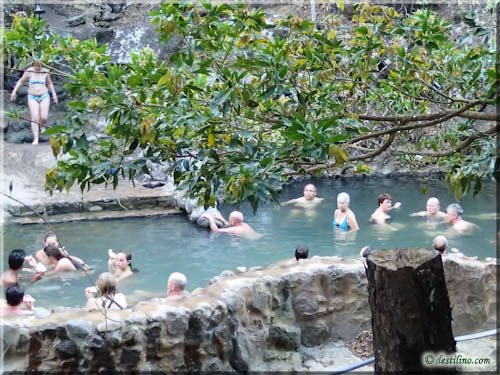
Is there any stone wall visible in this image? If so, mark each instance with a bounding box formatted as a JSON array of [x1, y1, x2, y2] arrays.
[[2, 254, 496, 372]]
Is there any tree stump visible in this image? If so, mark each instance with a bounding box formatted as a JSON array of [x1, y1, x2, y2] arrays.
[[366, 248, 456, 374]]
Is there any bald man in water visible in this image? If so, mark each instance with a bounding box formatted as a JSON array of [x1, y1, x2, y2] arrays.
[[282, 184, 324, 208], [410, 197, 447, 221], [202, 211, 260, 239]]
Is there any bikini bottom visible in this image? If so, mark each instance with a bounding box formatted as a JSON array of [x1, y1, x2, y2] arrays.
[[28, 92, 50, 103]]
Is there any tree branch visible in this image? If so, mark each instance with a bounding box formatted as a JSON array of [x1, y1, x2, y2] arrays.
[[348, 100, 490, 144], [354, 99, 495, 123], [396, 125, 498, 157]]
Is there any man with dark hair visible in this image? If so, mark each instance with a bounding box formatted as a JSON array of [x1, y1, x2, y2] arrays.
[[294, 245, 309, 261], [1, 249, 26, 287], [1, 249, 46, 287], [0, 284, 35, 317]]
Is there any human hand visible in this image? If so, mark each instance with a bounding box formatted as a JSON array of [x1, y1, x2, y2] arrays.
[[108, 249, 117, 259], [10, 92, 16, 101], [53, 95, 58, 104], [23, 295, 36, 310], [212, 213, 224, 220], [393, 202, 402, 209], [25, 255, 37, 267], [35, 263, 47, 273], [32, 272, 43, 282], [85, 286, 98, 299]]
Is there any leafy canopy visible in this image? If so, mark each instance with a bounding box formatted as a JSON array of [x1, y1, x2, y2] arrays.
[[4, 3, 497, 210]]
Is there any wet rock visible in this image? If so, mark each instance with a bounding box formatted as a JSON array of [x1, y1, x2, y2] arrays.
[[66, 14, 85, 27], [120, 347, 141, 367], [65, 320, 93, 346], [235, 266, 247, 273], [56, 339, 79, 360], [267, 324, 300, 351], [196, 209, 226, 226], [220, 270, 235, 278], [4, 326, 30, 354], [247, 285, 272, 316], [33, 307, 51, 319], [301, 321, 330, 347], [121, 326, 139, 347], [165, 311, 189, 336]]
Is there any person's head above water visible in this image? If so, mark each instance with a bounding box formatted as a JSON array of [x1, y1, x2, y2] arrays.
[[167, 272, 187, 296], [295, 245, 309, 261], [303, 184, 317, 201], [44, 244, 64, 261], [44, 231, 59, 247], [377, 193, 392, 207], [96, 272, 118, 297], [337, 192, 350, 211], [432, 235, 448, 254], [426, 197, 441, 216], [8, 249, 26, 270], [116, 252, 133, 271], [228, 211, 245, 226], [446, 203, 463, 222], [5, 284, 24, 307]]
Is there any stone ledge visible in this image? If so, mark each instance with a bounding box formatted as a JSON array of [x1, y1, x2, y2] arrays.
[[7, 207, 184, 225], [1, 254, 496, 372]]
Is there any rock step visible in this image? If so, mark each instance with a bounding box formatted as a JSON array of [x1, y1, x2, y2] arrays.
[[6, 195, 177, 218], [8, 207, 183, 225]]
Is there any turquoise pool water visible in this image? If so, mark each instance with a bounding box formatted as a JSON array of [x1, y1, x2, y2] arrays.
[[2, 176, 497, 308]]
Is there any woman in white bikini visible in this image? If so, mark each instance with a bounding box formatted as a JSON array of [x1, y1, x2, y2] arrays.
[[10, 60, 58, 145]]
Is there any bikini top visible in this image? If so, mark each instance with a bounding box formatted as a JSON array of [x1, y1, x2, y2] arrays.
[[333, 210, 351, 230], [29, 73, 47, 85]]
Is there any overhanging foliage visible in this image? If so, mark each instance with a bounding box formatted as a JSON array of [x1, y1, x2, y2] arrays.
[[4, 3, 497, 210]]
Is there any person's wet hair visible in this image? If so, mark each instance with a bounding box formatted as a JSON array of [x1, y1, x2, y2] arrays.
[[44, 231, 58, 243], [123, 252, 139, 273], [96, 272, 117, 296], [377, 193, 392, 206], [295, 245, 309, 261], [5, 284, 24, 307], [44, 244, 64, 260], [447, 203, 463, 217], [8, 249, 26, 270]]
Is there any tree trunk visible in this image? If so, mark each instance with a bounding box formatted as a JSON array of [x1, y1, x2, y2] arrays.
[[366, 248, 456, 374]]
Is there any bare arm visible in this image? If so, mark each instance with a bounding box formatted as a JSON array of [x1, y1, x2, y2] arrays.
[[281, 198, 298, 206], [46, 74, 58, 104], [206, 214, 223, 232], [54, 258, 76, 272], [389, 202, 402, 211], [204, 213, 229, 232], [10, 71, 29, 100], [348, 213, 360, 231]]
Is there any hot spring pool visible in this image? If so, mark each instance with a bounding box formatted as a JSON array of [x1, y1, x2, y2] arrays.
[[3, 176, 497, 309]]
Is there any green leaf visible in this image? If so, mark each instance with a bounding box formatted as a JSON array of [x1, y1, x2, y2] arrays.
[[42, 125, 67, 136]]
